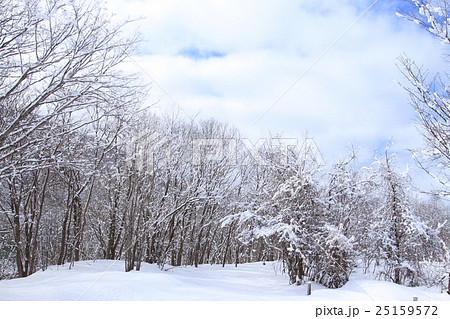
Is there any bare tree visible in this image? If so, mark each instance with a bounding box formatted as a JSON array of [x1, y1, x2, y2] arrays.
[[0, 0, 142, 178], [0, 0, 144, 277], [398, 0, 450, 195]]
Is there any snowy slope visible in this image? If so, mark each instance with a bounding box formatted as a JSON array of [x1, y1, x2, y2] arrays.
[[0, 260, 448, 301]]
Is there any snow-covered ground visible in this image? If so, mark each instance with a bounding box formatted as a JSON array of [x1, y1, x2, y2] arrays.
[[0, 260, 449, 301]]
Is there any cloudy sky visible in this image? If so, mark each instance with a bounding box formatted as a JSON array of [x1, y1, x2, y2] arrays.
[[105, 0, 446, 188]]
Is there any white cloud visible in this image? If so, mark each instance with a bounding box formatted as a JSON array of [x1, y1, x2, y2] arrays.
[[106, 0, 446, 188]]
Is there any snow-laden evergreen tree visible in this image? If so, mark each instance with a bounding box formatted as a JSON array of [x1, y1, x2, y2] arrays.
[[317, 153, 371, 287], [267, 168, 322, 285], [229, 147, 357, 288], [365, 149, 446, 286]]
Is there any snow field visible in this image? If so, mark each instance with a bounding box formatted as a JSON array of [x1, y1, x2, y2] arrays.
[[0, 260, 448, 301]]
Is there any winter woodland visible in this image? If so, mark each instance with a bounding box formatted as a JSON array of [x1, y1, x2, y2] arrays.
[[0, 0, 449, 292]]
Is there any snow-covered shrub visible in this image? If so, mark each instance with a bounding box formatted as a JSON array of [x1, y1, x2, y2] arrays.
[[417, 261, 450, 292], [307, 225, 356, 288]]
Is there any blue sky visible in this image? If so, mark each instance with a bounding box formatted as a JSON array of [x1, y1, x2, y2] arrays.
[[178, 47, 226, 60], [106, 0, 447, 190]]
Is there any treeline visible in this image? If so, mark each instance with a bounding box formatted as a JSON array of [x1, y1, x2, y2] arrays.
[[0, 0, 449, 290], [1, 111, 449, 288]]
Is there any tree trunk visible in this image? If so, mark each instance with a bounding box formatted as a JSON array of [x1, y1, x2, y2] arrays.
[[222, 224, 233, 267]]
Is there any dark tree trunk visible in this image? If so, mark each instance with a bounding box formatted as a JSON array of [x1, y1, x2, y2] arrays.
[[57, 207, 70, 265], [222, 223, 234, 267], [286, 250, 304, 285]]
